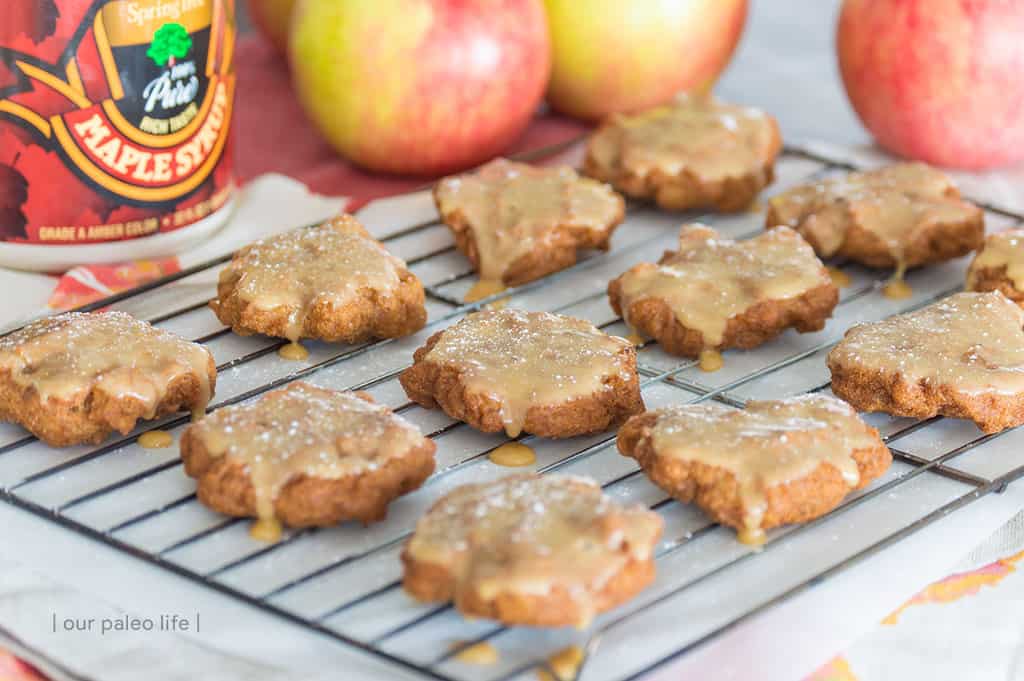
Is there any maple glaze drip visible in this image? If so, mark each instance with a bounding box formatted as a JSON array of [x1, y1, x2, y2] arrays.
[[769, 162, 982, 268], [452, 641, 499, 665], [488, 442, 536, 467], [436, 159, 622, 283], [188, 382, 425, 528], [882, 278, 913, 299], [278, 341, 309, 361], [0, 311, 213, 416], [829, 292, 1024, 396], [968, 228, 1024, 293], [250, 517, 282, 544], [588, 93, 777, 183], [214, 216, 406, 342], [698, 349, 724, 372], [881, 260, 912, 299], [465, 279, 508, 304], [138, 430, 173, 449], [826, 267, 852, 288], [538, 646, 585, 681], [647, 394, 877, 540], [616, 224, 830, 348], [406, 474, 663, 628], [424, 309, 633, 437], [736, 527, 767, 547]]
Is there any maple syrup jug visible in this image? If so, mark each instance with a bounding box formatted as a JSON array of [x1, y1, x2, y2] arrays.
[[0, 0, 237, 271]]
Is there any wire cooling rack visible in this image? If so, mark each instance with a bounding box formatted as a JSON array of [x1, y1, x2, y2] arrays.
[[2, 144, 1024, 681]]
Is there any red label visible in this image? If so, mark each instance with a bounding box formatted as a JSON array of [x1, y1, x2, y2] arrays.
[[0, 0, 236, 245]]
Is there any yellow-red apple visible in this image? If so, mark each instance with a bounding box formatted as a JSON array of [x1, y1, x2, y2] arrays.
[[838, 0, 1024, 170], [543, 0, 747, 121], [289, 0, 550, 176], [247, 0, 295, 56]]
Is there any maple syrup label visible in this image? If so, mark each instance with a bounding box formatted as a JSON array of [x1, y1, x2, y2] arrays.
[[0, 0, 236, 245]]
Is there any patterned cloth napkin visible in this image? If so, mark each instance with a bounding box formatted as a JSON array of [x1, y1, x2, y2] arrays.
[[811, 520, 1024, 681]]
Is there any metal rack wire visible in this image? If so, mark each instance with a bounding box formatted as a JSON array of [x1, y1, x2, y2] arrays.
[[2, 144, 1023, 681]]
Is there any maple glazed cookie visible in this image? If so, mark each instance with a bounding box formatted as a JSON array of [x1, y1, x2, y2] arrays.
[[828, 292, 1024, 433], [767, 162, 984, 275], [399, 309, 644, 438], [210, 214, 426, 344], [617, 394, 890, 545], [0, 312, 216, 447], [434, 158, 625, 287], [608, 224, 838, 359], [181, 382, 436, 532], [402, 473, 663, 627], [584, 94, 782, 212], [966, 229, 1024, 306]]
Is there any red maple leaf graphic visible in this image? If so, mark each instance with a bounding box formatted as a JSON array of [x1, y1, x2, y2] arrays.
[[0, 160, 29, 240], [0, 0, 60, 44]]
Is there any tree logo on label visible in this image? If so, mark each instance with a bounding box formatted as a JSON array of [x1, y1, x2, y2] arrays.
[[147, 23, 193, 68]]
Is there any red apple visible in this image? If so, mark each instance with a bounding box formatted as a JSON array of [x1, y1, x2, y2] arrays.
[[543, 0, 747, 121], [838, 0, 1024, 170], [289, 0, 551, 176], [247, 0, 295, 56]]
